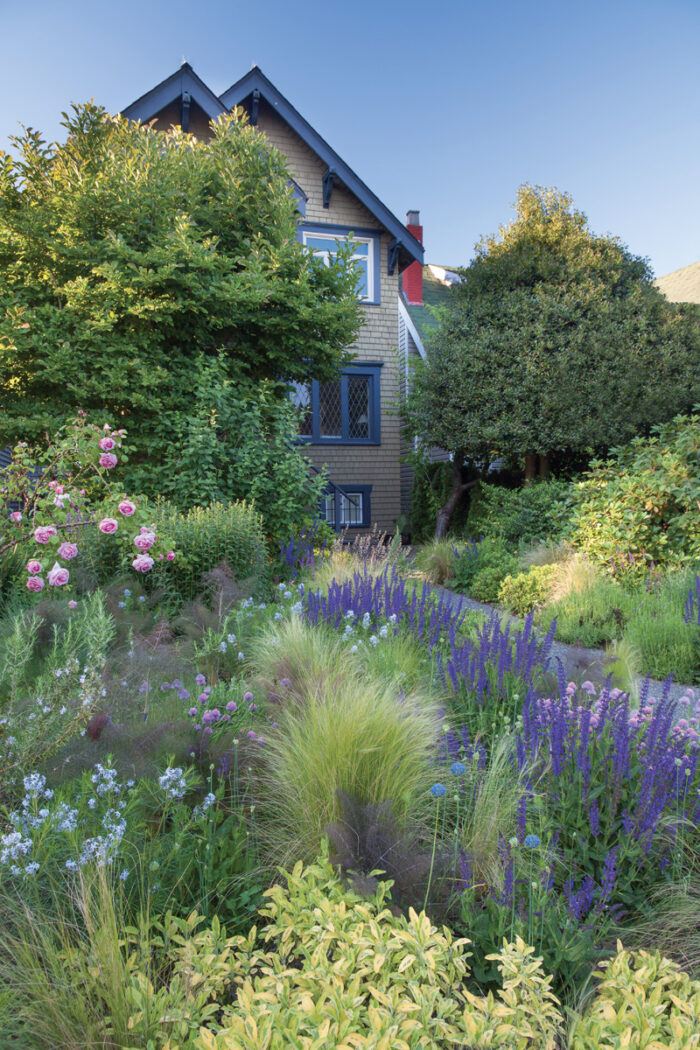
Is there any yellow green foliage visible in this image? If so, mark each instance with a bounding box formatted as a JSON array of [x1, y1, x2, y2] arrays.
[[185, 848, 562, 1049], [570, 942, 700, 1049], [497, 563, 560, 615]]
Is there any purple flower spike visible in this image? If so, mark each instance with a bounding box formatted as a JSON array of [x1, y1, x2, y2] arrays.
[[226, 701, 237, 712], [195, 673, 206, 687], [188, 707, 198, 717], [246, 730, 257, 739], [243, 691, 254, 702]]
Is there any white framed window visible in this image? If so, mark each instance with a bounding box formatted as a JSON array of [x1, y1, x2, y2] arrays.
[[323, 487, 371, 528], [302, 228, 376, 302]]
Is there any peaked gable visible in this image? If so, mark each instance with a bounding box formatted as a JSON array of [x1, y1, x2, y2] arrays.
[[221, 67, 422, 270], [122, 62, 227, 126]]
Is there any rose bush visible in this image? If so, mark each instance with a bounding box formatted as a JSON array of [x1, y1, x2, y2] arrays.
[[0, 414, 176, 595]]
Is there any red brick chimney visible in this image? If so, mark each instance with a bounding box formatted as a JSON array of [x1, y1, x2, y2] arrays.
[[402, 209, 423, 305]]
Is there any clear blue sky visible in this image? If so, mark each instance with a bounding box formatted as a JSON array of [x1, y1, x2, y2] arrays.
[[1, 0, 698, 277]]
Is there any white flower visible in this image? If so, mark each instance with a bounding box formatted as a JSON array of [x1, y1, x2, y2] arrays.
[[290, 601, 303, 616], [379, 625, 388, 639], [369, 635, 379, 647], [238, 651, 244, 661], [158, 767, 187, 800], [274, 612, 283, 621], [219, 641, 227, 652], [227, 634, 237, 644], [349, 645, 358, 654]]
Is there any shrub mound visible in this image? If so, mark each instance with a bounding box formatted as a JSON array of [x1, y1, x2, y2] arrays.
[[573, 410, 700, 575], [195, 851, 563, 1050]]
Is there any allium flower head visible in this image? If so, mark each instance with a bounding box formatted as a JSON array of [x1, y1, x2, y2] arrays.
[[430, 783, 447, 798], [523, 834, 541, 849], [450, 762, 466, 777]]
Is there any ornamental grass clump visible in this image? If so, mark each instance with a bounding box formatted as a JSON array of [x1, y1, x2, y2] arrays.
[[256, 622, 442, 865]]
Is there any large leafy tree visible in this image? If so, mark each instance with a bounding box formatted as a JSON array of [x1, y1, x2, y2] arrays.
[[0, 103, 361, 492], [406, 185, 700, 536]]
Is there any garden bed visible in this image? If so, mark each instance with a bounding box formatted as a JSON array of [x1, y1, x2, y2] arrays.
[[2, 531, 700, 1047]]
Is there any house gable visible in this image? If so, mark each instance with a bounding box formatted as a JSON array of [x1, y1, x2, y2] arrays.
[[220, 67, 423, 274]]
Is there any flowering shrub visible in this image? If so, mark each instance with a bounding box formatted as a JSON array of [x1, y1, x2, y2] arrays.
[[1, 414, 175, 594]]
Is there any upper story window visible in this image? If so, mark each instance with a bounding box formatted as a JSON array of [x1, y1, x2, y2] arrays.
[[300, 224, 380, 304], [291, 363, 381, 445]]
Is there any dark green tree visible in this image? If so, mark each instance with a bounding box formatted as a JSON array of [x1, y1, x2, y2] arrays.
[[405, 185, 700, 536], [0, 103, 362, 493]]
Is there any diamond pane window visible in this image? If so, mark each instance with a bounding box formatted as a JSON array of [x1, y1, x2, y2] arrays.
[[319, 381, 342, 438], [347, 375, 370, 440], [292, 364, 380, 444]]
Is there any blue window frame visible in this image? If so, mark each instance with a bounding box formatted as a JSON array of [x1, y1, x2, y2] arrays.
[[322, 484, 372, 529], [292, 363, 381, 445], [300, 223, 381, 304]]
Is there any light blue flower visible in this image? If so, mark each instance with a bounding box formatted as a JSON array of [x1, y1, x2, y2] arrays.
[[450, 762, 466, 777], [138, 596, 146, 603], [430, 783, 447, 799], [523, 834, 541, 849], [118, 601, 126, 609], [123, 589, 131, 598]]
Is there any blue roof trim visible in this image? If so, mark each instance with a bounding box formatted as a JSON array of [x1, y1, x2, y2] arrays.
[[220, 67, 424, 270], [122, 62, 227, 123]]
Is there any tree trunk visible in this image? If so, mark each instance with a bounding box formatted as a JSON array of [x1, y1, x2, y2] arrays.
[[435, 449, 478, 538], [538, 453, 550, 479], [525, 453, 537, 483]]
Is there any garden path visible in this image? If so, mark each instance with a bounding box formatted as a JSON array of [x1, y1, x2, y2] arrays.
[[427, 582, 695, 703]]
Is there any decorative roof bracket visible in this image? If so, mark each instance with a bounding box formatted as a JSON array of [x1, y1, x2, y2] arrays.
[[181, 90, 191, 132], [387, 239, 400, 276], [322, 168, 336, 209]]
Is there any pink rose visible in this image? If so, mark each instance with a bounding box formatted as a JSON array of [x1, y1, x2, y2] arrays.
[[132, 553, 154, 573], [118, 499, 136, 517], [99, 453, 117, 469], [34, 525, 57, 544], [158, 553, 164, 560], [48, 480, 58, 490], [99, 518, 119, 535], [27, 576, 45, 592], [47, 562, 70, 587], [133, 531, 155, 551], [103, 424, 111, 431], [57, 542, 78, 559], [99, 436, 115, 451], [166, 551, 175, 561], [26, 559, 43, 575], [68, 599, 78, 609], [9, 511, 22, 524]]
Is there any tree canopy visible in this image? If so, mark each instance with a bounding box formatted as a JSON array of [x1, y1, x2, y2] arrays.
[[0, 103, 362, 490], [406, 185, 700, 508]]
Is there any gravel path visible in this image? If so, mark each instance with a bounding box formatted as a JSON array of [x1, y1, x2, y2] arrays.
[[428, 582, 696, 704]]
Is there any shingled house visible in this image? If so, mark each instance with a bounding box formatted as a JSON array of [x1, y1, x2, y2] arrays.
[[123, 64, 424, 533]]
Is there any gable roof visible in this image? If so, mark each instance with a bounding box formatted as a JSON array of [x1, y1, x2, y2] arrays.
[[654, 261, 700, 305], [122, 62, 227, 123], [122, 64, 423, 270]]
